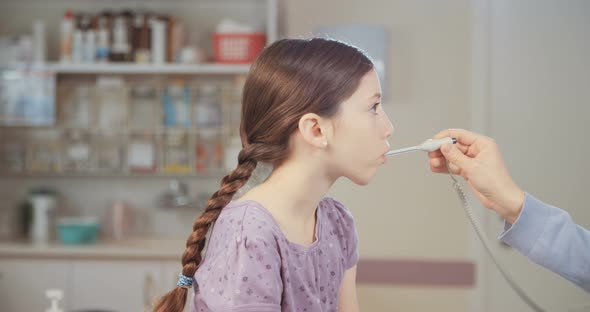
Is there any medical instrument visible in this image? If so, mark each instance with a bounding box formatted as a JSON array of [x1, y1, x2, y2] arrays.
[[387, 137, 546, 312], [385, 137, 457, 157]]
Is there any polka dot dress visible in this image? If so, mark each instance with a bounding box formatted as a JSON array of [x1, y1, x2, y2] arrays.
[[190, 197, 359, 312]]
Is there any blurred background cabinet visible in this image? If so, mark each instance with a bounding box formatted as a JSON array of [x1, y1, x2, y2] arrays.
[[0, 258, 190, 312], [0, 259, 69, 311], [69, 260, 163, 312]]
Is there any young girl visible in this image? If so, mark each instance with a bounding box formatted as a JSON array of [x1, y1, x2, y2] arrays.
[[155, 38, 393, 312]]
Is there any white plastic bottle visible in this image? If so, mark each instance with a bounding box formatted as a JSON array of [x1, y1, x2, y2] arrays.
[[45, 289, 64, 312], [150, 18, 166, 64], [71, 30, 83, 63], [95, 16, 110, 63], [83, 30, 96, 63], [30, 194, 56, 245], [96, 29, 109, 62]]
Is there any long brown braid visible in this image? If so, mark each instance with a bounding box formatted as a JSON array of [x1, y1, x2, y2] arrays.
[[153, 38, 373, 312]]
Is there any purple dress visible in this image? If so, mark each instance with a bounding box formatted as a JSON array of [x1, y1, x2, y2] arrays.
[[190, 197, 359, 312]]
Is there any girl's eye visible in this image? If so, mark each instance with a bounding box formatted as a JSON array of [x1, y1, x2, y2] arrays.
[[370, 103, 380, 114]]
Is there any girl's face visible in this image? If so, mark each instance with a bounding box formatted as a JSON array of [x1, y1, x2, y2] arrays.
[[327, 69, 394, 185]]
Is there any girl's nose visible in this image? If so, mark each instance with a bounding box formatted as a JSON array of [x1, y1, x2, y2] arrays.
[[383, 115, 394, 138]]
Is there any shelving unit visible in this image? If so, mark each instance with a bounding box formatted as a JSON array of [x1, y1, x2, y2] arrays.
[[2, 63, 251, 75], [0, 0, 278, 178]]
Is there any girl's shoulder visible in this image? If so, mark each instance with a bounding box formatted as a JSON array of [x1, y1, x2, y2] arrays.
[[319, 197, 356, 227], [216, 200, 280, 242]]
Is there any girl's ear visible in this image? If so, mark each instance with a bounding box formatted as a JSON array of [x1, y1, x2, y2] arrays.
[[298, 113, 333, 148]]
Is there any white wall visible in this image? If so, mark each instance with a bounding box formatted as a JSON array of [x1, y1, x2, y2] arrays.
[[477, 0, 590, 310]]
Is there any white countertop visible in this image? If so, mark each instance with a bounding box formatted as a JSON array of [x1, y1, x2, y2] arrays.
[[0, 238, 187, 261]]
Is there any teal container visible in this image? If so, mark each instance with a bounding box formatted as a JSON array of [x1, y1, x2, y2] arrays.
[[57, 217, 100, 245]]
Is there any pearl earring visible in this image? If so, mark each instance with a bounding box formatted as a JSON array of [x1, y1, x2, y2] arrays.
[[323, 141, 328, 147]]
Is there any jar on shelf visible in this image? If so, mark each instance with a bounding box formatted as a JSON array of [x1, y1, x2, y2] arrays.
[[127, 131, 158, 173], [129, 84, 158, 130], [62, 129, 92, 172], [162, 129, 191, 174], [162, 80, 191, 128], [93, 131, 125, 172], [0, 129, 27, 173], [0, 68, 56, 127], [222, 82, 242, 135], [61, 84, 94, 128], [96, 76, 128, 129], [193, 83, 222, 129], [195, 129, 223, 174], [27, 129, 61, 173]]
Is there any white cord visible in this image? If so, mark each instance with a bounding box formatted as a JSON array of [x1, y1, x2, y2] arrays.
[[446, 160, 546, 312]]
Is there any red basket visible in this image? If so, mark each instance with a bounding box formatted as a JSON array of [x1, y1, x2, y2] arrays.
[[212, 32, 266, 64]]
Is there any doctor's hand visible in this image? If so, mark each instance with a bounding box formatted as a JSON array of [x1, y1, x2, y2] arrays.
[[428, 129, 525, 224]]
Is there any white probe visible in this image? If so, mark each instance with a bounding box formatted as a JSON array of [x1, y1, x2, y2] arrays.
[[385, 137, 457, 157]]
